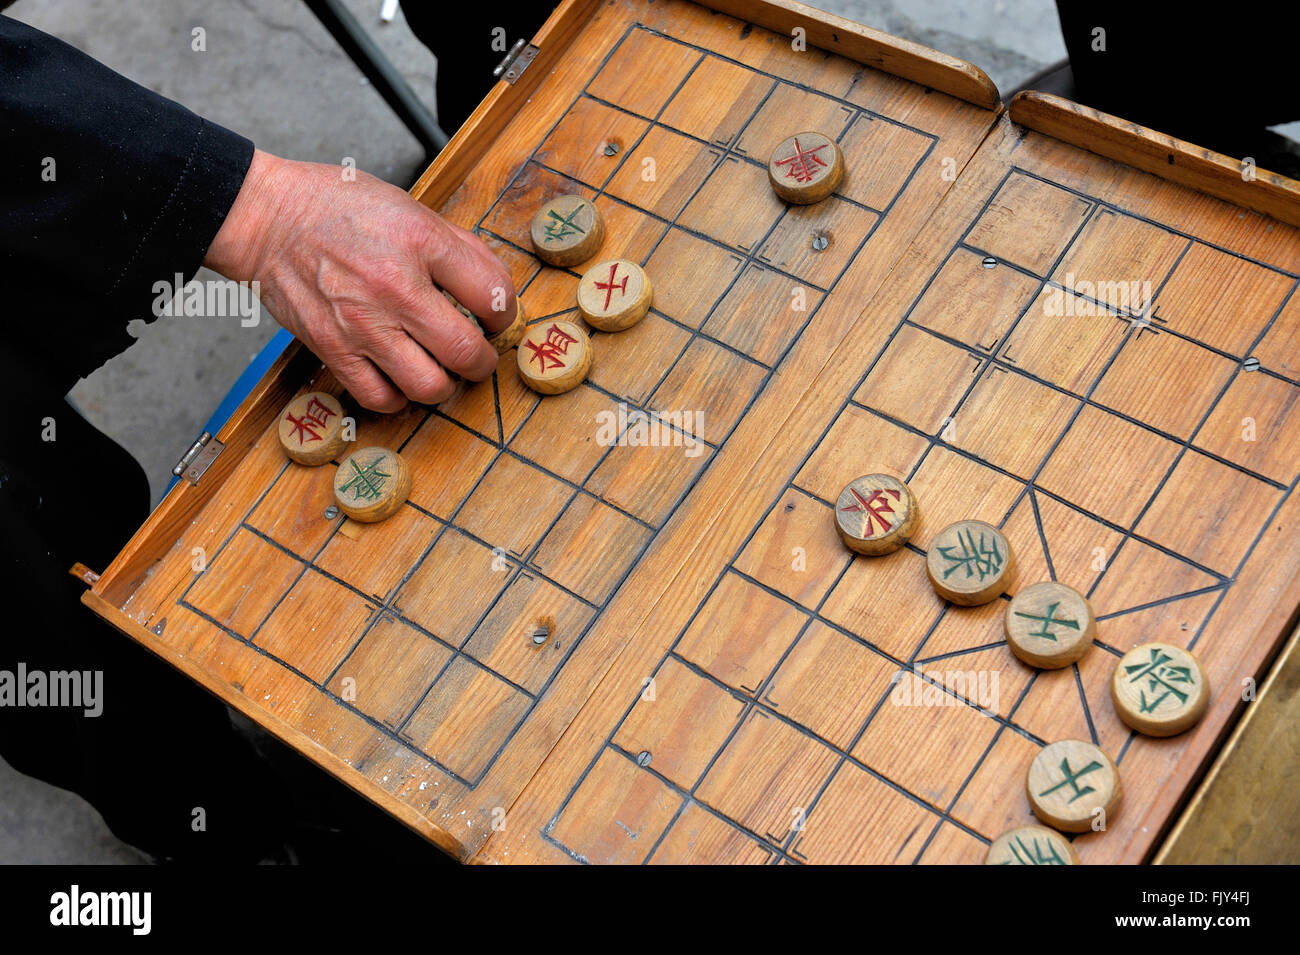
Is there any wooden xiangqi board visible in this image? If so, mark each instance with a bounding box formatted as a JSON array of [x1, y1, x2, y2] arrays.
[[83, 0, 1300, 865]]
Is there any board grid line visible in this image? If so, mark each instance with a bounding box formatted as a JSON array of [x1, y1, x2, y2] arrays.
[[543, 155, 1299, 863], [172, 19, 941, 800], [151, 14, 1299, 862]]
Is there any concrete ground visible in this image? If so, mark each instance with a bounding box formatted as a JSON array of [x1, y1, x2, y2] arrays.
[[0, 0, 1279, 864]]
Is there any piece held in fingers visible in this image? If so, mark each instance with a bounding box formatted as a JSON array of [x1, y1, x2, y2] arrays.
[[486, 298, 528, 353], [447, 290, 527, 353], [530, 195, 604, 267], [768, 131, 844, 204], [444, 291, 473, 321], [278, 391, 347, 466], [926, 519, 1014, 606], [1026, 739, 1121, 833], [333, 446, 410, 523], [1004, 580, 1096, 669], [834, 473, 918, 556], [984, 826, 1079, 865], [516, 319, 593, 395], [1111, 642, 1210, 737], [577, 259, 652, 331]]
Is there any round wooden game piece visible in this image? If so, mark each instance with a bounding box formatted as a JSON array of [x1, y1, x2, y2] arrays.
[[833, 473, 919, 556], [1111, 642, 1210, 738], [515, 319, 593, 395], [768, 131, 844, 204], [277, 391, 347, 466], [486, 298, 528, 353], [1027, 739, 1121, 834], [529, 195, 604, 267], [577, 259, 653, 331], [1004, 581, 1096, 669], [925, 519, 1014, 606], [447, 291, 528, 353], [332, 446, 410, 523], [984, 825, 1079, 865]]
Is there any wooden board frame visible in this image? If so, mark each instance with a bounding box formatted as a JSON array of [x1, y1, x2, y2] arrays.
[[84, 0, 1003, 862], [1010, 92, 1300, 230], [1154, 622, 1300, 864], [1008, 92, 1300, 864], [470, 100, 1300, 864], [81, 1, 1300, 864], [408, 0, 999, 211], [97, 0, 998, 602]]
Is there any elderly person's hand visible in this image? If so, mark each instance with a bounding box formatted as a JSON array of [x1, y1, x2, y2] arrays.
[[205, 149, 516, 412]]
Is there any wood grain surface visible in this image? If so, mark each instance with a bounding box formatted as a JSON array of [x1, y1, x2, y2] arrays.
[[83, 0, 1300, 865]]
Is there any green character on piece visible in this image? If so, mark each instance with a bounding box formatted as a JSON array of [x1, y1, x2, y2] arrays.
[[1123, 647, 1194, 713], [1038, 757, 1103, 804], [938, 527, 1003, 582], [339, 457, 391, 502], [1014, 601, 1080, 642], [1000, 833, 1069, 865], [544, 204, 588, 243]]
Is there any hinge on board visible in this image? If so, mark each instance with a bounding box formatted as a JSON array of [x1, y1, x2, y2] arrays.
[[172, 430, 225, 486], [493, 39, 539, 84], [68, 563, 100, 587]]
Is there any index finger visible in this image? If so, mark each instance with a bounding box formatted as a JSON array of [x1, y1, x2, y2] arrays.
[[421, 215, 518, 335]]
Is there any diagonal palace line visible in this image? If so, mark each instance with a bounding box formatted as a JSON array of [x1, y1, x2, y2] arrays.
[[915, 639, 1010, 665], [1095, 582, 1229, 621], [1074, 661, 1099, 746], [1028, 489, 1057, 582]]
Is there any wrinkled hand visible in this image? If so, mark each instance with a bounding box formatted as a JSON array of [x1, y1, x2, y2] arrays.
[[205, 149, 516, 412]]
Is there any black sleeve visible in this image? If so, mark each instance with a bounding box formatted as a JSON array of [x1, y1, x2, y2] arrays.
[[0, 13, 255, 389]]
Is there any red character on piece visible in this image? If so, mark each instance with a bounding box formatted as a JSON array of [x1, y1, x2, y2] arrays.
[[594, 262, 628, 311], [284, 397, 338, 445], [839, 486, 901, 535], [304, 396, 337, 428], [774, 138, 830, 184], [525, 324, 579, 372]]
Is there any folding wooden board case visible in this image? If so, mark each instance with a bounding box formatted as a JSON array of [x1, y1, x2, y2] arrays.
[[82, 0, 1300, 864]]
